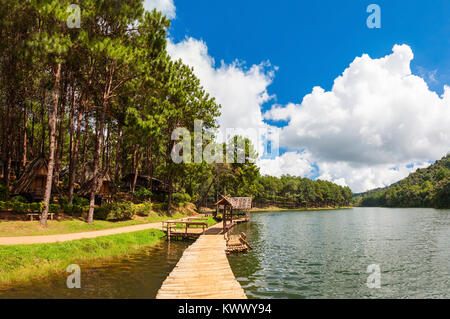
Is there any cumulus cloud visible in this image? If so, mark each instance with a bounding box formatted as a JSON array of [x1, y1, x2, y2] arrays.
[[316, 161, 431, 192], [165, 39, 448, 193], [143, 0, 176, 19], [257, 151, 316, 178], [263, 44, 450, 192], [167, 37, 276, 152]]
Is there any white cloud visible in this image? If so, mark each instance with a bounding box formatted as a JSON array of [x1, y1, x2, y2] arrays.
[[143, 0, 176, 19], [263, 44, 450, 192], [257, 151, 315, 178], [166, 39, 449, 193], [166, 37, 275, 152], [316, 161, 430, 192]]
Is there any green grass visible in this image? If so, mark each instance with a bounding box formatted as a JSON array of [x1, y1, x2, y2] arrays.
[[0, 229, 166, 287], [0, 211, 192, 237]]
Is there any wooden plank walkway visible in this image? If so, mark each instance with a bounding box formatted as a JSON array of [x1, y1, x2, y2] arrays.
[[156, 222, 247, 299]]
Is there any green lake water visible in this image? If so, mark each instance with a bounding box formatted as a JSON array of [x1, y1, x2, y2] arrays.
[[228, 207, 450, 298], [0, 207, 448, 298]]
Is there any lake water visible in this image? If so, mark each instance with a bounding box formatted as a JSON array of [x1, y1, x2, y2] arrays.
[[1, 207, 448, 298], [228, 208, 450, 298], [0, 240, 191, 299]]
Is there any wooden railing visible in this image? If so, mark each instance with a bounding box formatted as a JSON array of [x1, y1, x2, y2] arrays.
[[162, 218, 208, 239]]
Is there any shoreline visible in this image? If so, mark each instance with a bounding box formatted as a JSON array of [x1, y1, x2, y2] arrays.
[[0, 229, 167, 288], [251, 206, 353, 212], [0, 215, 219, 288]]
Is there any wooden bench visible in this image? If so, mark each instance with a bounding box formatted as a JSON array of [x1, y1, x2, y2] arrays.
[[27, 213, 55, 221]]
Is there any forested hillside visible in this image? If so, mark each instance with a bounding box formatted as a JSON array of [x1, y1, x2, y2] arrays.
[[253, 175, 353, 208], [356, 155, 450, 208]]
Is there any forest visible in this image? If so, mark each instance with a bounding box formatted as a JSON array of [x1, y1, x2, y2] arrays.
[[356, 155, 450, 209], [0, 0, 353, 227]]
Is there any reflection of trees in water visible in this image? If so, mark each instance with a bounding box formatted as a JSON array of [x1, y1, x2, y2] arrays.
[[166, 241, 192, 263], [228, 218, 264, 280]]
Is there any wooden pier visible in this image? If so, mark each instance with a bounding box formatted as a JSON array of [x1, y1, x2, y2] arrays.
[[156, 222, 247, 299], [162, 217, 209, 240]]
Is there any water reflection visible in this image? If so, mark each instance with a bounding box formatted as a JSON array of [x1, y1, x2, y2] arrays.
[[1, 208, 448, 299], [0, 240, 191, 299]]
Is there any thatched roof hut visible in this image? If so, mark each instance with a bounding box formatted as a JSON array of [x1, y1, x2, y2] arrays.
[[215, 196, 252, 211], [13, 157, 58, 201], [78, 171, 115, 198], [215, 195, 252, 232]]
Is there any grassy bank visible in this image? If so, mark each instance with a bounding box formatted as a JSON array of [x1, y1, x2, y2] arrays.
[[0, 208, 195, 237], [0, 229, 166, 287], [251, 206, 353, 212]]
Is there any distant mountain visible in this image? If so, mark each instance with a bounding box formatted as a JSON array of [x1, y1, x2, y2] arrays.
[[355, 154, 450, 208]]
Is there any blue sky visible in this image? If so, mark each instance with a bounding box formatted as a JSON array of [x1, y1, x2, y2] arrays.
[[168, 0, 450, 107], [145, 0, 450, 192]]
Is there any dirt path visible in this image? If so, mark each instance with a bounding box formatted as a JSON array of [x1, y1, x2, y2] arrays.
[[0, 222, 164, 246]]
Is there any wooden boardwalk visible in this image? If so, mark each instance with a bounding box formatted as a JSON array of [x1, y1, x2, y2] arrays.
[[156, 222, 247, 299]]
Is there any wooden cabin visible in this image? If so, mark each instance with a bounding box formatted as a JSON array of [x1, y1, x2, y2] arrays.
[[79, 171, 115, 205], [13, 157, 54, 201], [215, 196, 252, 233]]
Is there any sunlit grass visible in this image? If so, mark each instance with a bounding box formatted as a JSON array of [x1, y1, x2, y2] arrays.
[[0, 229, 166, 287], [0, 211, 191, 237]]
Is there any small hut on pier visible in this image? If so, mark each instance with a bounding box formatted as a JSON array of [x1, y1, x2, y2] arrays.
[[215, 196, 252, 232], [13, 157, 58, 201]]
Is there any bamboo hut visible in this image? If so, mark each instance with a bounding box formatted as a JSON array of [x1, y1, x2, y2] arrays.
[[215, 196, 252, 232], [79, 171, 115, 205], [13, 157, 57, 201]]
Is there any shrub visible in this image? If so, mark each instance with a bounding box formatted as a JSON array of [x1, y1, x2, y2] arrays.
[[172, 192, 191, 205], [12, 202, 29, 214], [49, 204, 60, 213], [29, 202, 43, 213], [11, 195, 27, 203], [0, 201, 11, 210], [63, 204, 86, 216], [134, 187, 153, 201], [94, 202, 135, 221], [0, 184, 7, 201], [58, 197, 69, 206], [63, 204, 74, 215], [132, 202, 152, 217], [73, 195, 89, 206]]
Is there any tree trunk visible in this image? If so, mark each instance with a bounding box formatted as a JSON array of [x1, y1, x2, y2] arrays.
[[87, 68, 113, 224], [132, 147, 141, 193], [41, 63, 61, 227], [22, 104, 28, 170], [40, 90, 46, 155], [81, 113, 88, 181], [54, 79, 67, 183], [167, 178, 173, 216], [114, 125, 122, 183], [68, 100, 84, 204]]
